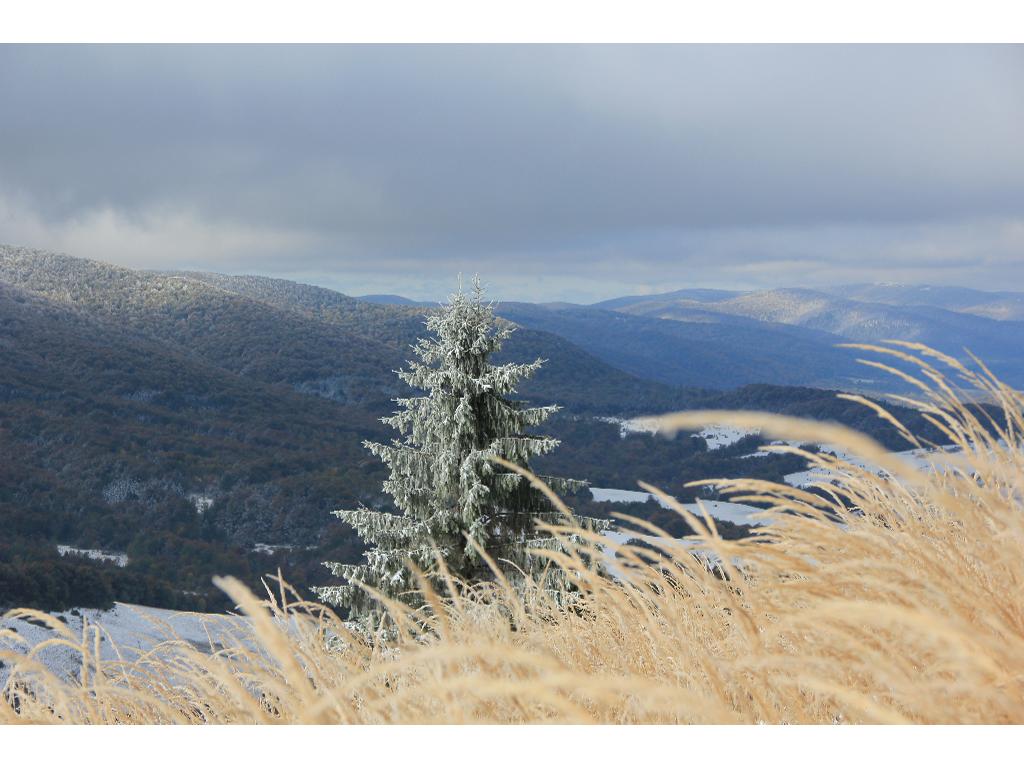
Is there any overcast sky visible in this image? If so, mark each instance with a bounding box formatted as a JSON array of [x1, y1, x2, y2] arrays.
[[1, 45, 1022, 302]]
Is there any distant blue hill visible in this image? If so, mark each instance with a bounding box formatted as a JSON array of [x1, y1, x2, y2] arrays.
[[592, 288, 743, 310], [356, 294, 433, 306]]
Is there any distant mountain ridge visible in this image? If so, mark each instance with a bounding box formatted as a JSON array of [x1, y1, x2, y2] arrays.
[[0, 249, 404, 409], [0, 245, 702, 415], [592, 288, 743, 310], [356, 294, 433, 306], [321, 281, 1024, 388], [585, 284, 1024, 387], [494, 301, 873, 390], [820, 283, 1024, 323], [6, 244, 1021, 395]]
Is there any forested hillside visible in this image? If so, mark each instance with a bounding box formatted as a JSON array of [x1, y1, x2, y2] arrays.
[[0, 279, 384, 609]]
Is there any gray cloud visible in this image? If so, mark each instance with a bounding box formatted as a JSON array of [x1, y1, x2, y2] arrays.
[[0, 44, 1022, 301]]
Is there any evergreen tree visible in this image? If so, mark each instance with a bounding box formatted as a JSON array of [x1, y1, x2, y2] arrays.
[[316, 277, 601, 625]]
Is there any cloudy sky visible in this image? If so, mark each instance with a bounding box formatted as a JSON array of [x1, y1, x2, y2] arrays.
[[1, 45, 1022, 302]]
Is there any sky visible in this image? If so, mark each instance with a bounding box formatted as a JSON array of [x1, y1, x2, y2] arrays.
[[0, 44, 1022, 302]]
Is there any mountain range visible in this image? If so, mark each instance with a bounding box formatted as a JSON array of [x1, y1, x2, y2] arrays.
[[601, 286, 1024, 376], [366, 281, 1024, 390], [820, 284, 1024, 322], [2, 242, 1020, 611]]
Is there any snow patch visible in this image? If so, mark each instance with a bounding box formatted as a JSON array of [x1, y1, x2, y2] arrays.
[[589, 488, 766, 527], [697, 425, 759, 450], [596, 416, 663, 439], [0, 603, 256, 690], [56, 545, 128, 568], [188, 493, 214, 514], [251, 543, 313, 555], [599, 529, 722, 581], [589, 487, 654, 505], [597, 417, 761, 451], [783, 445, 964, 488]]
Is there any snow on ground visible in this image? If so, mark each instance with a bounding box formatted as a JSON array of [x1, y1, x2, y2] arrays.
[[598, 414, 808, 457], [783, 445, 963, 488], [697, 425, 759, 450], [594, 441, 973, 579], [188, 494, 214, 514], [0, 602, 254, 691], [251, 543, 310, 555], [589, 487, 654, 505], [596, 416, 663, 439], [251, 543, 317, 555], [688, 500, 771, 527], [597, 417, 760, 449], [597, 415, 966, 478], [589, 488, 768, 527], [56, 545, 129, 568], [599, 529, 730, 581]]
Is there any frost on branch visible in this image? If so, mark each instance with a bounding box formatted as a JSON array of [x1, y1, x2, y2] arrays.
[[315, 276, 604, 626]]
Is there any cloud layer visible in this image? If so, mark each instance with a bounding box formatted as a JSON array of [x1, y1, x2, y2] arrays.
[[1, 45, 1021, 300]]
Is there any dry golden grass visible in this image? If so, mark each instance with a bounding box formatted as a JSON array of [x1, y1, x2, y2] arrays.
[[2, 341, 1023, 724]]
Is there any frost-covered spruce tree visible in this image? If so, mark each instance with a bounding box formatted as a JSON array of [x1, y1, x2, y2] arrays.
[[316, 276, 599, 625]]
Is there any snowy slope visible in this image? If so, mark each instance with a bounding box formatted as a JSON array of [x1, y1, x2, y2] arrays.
[[0, 603, 254, 690], [598, 416, 759, 449], [783, 444, 964, 488], [589, 488, 768, 527]]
